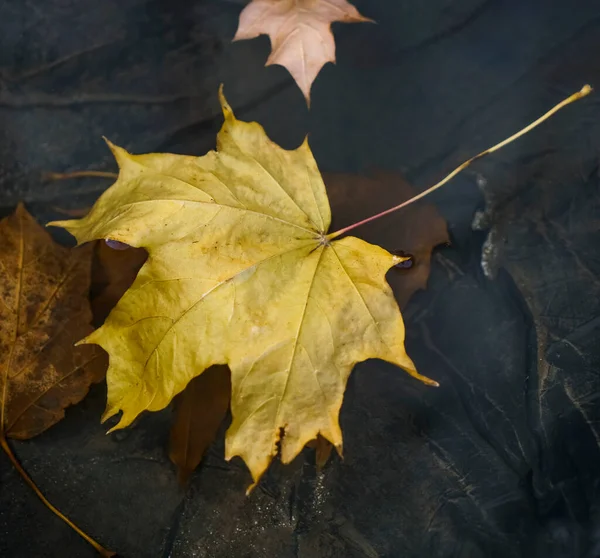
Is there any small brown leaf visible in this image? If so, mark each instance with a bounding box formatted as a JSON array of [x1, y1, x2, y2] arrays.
[[325, 171, 450, 308], [0, 204, 106, 439], [169, 365, 231, 485], [90, 240, 148, 326], [0, 204, 114, 554]]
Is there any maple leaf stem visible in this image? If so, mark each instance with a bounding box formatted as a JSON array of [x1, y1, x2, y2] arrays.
[[0, 432, 116, 557], [327, 84, 593, 241], [44, 170, 118, 182]]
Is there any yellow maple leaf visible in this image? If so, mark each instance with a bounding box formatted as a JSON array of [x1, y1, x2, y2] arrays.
[[49, 88, 435, 488], [233, 0, 373, 104], [48, 82, 592, 490]]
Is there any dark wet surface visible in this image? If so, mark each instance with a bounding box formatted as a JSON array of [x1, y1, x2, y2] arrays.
[[1, 0, 600, 556]]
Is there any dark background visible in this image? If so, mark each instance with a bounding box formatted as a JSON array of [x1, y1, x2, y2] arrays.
[[1, 0, 600, 556]]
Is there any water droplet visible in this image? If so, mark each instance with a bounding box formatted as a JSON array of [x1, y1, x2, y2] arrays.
[[105, 239, 130, 250], [392, 250, 414, 269]]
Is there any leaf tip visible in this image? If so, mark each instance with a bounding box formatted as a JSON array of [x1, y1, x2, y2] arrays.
[[79, 328, 102, 346], [404, 362, 439, 388], [102, 137, 121, 160], [102, 408, 119, 429], [103, 138, 130, 170], [391, 254, 410, 266], [218, 84, 234, 120], [46, 219, 83, 239], [45, 219, 64, 229], [295, 80, 312, 107], [422, 376, 440, 387]]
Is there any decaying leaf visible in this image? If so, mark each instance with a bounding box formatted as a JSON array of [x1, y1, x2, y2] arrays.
[[169, 365, 231, 484], [233, 0, 372, 103], [90, 240, 148, 326], [325, 171, 450, 308], [0, 204, 106, 440], [49, 88, 437, 488], [0, 204, 114, 556]]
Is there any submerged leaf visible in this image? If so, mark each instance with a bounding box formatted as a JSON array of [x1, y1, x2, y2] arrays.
[[49, 88, 436, 488], [0, 204, 106, 440], [90, 240, 147, 326], [325, 171, 450, 308], [169, 365, 231, 484], [234, 0, 372, 103]]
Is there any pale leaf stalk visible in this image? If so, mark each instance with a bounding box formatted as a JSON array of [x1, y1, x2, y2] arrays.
[[327, 84, 593, 240]]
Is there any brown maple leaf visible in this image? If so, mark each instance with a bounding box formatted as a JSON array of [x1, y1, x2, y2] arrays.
[[233, 0, 373, 103], [0, 204, 106, 439], [169, 365, 231, 485], [0, 203, 113, 556]]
